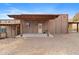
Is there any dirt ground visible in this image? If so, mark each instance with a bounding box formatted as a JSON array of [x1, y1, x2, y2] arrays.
[[0, 33, 79, 55]]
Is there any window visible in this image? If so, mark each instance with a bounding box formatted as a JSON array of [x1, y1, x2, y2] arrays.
[[26, 22, 30, 28]]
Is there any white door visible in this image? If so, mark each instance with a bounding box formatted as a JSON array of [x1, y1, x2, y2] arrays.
[[38, 23, 42, 33]]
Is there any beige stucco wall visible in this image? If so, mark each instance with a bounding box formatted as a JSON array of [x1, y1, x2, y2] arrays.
[[48, 14, 68, 34], [61, 14, 68, 33], [21, 20, 38, 33], [48, 20, 55, 34], [21, 20, 48, 34], [42, 21, 48, 33], [6, 26, 16, 37]]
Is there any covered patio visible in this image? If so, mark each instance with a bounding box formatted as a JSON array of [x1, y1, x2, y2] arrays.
[[0, 21, 20, 38], [68, 22, 79, 32], [8, 14, 59, 36]]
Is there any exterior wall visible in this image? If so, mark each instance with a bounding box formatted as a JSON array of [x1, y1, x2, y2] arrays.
[[21, 20, 38, 33], [6, 26, 16, 37], [48, 20, 55, 34], [21, 20, 48, 34], [0, 26, 6, 38], [42, 21, 48, 33], [6, 26, 11, 37], [61, 14, 68, 33], [0, 20, 20, 38], [0, 33, 6, 38], [48, 14, 68, 34], [0, 25, 20, 38]]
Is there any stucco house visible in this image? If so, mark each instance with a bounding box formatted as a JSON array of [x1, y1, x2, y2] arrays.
[[0, 14, 68, 38]]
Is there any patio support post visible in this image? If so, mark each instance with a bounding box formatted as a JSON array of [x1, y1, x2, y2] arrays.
[[20, 20, 23, 37], [47, 20, 50, 36], [77, 23, 78, 32], [5, 27, 7, 38], [15, 25, 17, 35], [11, 26, 12, 37]]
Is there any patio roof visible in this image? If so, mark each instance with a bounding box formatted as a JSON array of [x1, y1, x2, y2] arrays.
[[8, 14, 59, 21]]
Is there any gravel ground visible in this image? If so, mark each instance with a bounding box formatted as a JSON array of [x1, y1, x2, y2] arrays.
[[0, 33, 79, 55]]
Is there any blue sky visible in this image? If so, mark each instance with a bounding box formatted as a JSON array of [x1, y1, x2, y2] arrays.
[[0, 3, 79, 20]]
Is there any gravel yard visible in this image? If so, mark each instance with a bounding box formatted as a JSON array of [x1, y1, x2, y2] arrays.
[[0, 33, 79, 55]]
